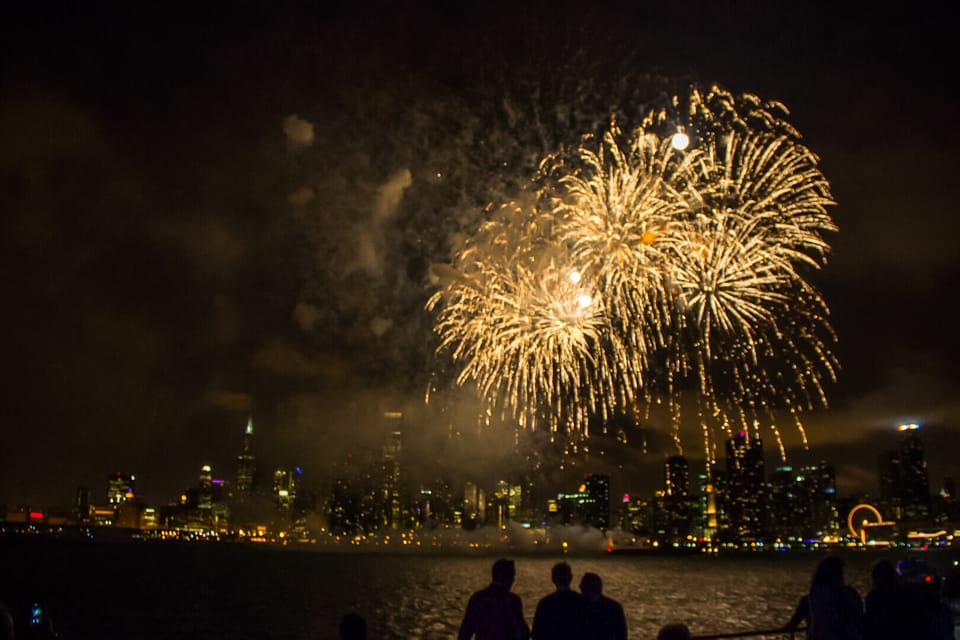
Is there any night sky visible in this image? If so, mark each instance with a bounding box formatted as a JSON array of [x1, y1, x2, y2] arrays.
[[2, 1, 958, 509]]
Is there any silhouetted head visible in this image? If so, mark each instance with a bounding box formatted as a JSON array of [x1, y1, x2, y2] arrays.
[[812, 556, 844, 589], [551, 562, 573, 589], [491, 558, 516, 589], [339, 613, 367, 640], [871, 559, 897, 589], [657, 623, 692, 640], [580, 572, 603, 600]]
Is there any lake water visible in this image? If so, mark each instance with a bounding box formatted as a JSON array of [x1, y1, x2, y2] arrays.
[[1, 540, 957, 639]]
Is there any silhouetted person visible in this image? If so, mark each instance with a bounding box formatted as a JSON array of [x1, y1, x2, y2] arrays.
[[864, 559, 908, 640], [459, 558, 530, 640], [531, 562, 586, 639], [580, 572, 627, 640], [784, 556, 863, 640], [914, 584, 953, 640], [340, 613, 367, 640], [899, 564, 952, 640], [656, 624, 691, 640]]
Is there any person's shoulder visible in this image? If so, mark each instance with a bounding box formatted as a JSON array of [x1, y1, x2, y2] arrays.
[[469, 585, 494, 602]]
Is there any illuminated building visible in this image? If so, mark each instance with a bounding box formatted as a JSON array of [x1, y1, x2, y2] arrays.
[[697, 471, 719, 541], [768, 462, 838, 540], [490, 480, 523, 530], [106, 472, 136, 504], [617, 493, 650, 534], [584, 473, 610, 529], [273, 467, 303, 512], [878, 423, 932, 522], [809, 462, 839, 537], [556, 473, 611, 530], [328, 447, 395, 535], [723, 432, 765, 542], [934, 477, 958, 524], [381, 414, 403, 530], [235, 417, 256, 497], [660, 457, 696, 542], [665, 456, 689, 497], [176, 464, 230, 532], [91, 505, 115, 526], [462, 481, 486, 529], [329, 453, 363, 535], [415, 477, 456, 528]]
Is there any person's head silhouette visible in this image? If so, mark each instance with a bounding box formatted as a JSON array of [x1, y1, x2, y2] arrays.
[[871, 559, 897, 589], [491, 558, 516, 589], [551, 562, 573, 589], [657, 623, 692, 640], [579, 572, 603, 601], [811, 556, 844, 589]]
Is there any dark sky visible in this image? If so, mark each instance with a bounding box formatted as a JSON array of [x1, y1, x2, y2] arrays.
[[2, 1, 958, 509]]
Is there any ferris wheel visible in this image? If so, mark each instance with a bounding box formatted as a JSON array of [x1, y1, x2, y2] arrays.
[[847, 503, 893, 542]]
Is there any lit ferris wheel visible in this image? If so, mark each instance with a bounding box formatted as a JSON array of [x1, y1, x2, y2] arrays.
[[847, 503, 896, 543]]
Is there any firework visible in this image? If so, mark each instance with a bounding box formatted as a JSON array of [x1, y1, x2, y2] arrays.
[[662, 129, 837, 459], [546, 121, 696, 373], [428, 85, 837, 458], [427, 203, 631, 437], [642, 83, 802, 145]]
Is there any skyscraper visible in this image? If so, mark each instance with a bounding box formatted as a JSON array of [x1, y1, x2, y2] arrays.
[[768, 462, 838, 540], [381, 412, 403, 529], [662, 456, 695, 542], [665, 455, 690, 497], [724, 432, 765, 542], [896, 423, 932, 521], [273, 467, 303, 513], [582, 473, 611, 530], [235, 417, 256, 497], [877, 449, 901, 516]]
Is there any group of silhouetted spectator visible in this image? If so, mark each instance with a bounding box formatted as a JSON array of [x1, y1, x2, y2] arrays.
[[457, 558, 628, 640], [783, 555, 956, 640], [447, 555, 958, 640]]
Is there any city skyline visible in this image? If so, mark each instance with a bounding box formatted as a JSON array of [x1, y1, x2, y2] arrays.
[[4, 416, 952, 532], [5, 414, 955, 556], [2, 2, 958, 507]]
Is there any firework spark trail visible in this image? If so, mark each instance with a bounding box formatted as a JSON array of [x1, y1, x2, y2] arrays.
[[643, 84, 803, 143]]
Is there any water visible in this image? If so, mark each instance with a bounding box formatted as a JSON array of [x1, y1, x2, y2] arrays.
[[1, 539, 956, 639]]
